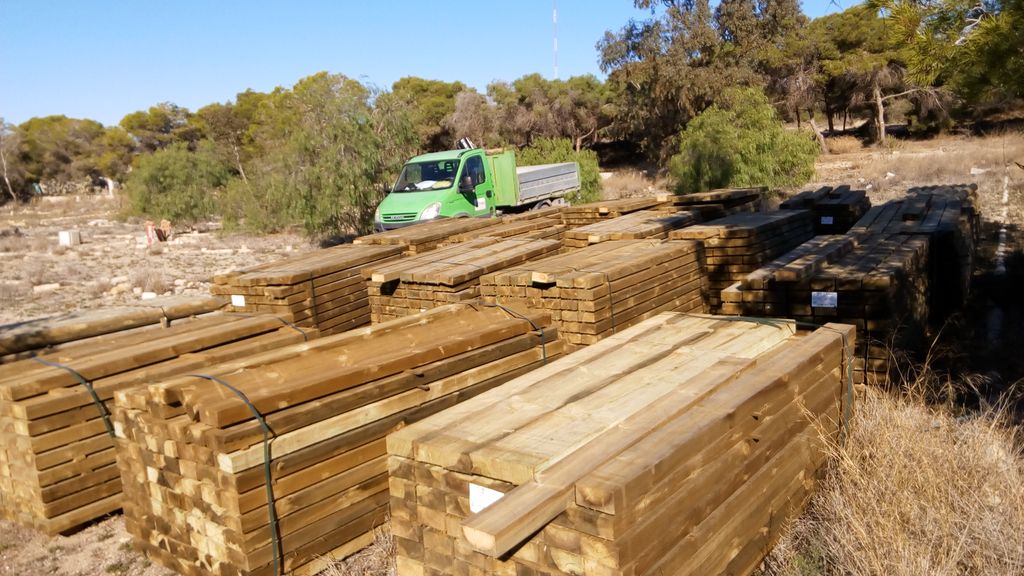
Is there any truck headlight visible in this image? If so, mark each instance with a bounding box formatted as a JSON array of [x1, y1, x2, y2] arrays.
[[420, 202, 442, 220], [374, 205, 381, 222]]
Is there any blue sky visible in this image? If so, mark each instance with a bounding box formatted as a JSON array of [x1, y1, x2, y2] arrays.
[[0, 1, 849, 127]]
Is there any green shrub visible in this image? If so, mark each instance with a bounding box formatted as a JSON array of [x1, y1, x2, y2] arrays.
[[125, 141, 231, 224], [669, 88, 819, 193], [517, 137, 602, 204]]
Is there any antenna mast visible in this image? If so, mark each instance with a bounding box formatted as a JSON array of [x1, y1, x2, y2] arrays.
[[553, 0, 559, 80]]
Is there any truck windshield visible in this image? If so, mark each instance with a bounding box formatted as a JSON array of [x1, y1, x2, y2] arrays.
[[392, 160, 461, 192]]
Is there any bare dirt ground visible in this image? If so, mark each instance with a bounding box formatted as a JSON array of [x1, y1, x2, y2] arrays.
[[0, 132, 1021, 575], [0, 195, 317, 325]]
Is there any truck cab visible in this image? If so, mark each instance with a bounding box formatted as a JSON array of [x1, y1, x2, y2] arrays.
[[375, 149, 495, 230]]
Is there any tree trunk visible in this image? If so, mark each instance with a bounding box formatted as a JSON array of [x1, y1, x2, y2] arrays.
[[233, 145, 249, 185], [808, 111, 828, 154], [0, 143, 15, 201], [794, 108, 802, 129], [825, 101, 835, 133], [873, 83, 887, 145], [843, 109, 848, 132]]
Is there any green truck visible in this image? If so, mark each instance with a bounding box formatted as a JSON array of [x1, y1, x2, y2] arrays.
[[374, 148, 579, 230]]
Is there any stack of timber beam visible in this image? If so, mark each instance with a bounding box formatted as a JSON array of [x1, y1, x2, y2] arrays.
[[0, 295, 226, 363], [655, 187, 765, 221], [387, 313, 855, 576], [780, 185, 871, 234], [480, 240, 706, 347], [852, 184, 978, 317], [562, 210, 697, 248], [723, 185, 978, 385], [670, 210, 815, 312], [438, 216, 566, 247], [561, 198, 666, 227], [0, 313, 314, 535], [353, 217, 502, 255], [112, 304, 564, 576], [364, 238, 562, 323], [500, 206, 567, 223], [211, 244, 404, 336]]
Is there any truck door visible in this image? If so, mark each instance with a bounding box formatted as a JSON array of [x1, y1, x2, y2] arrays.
[[462, 154, 495, 215]]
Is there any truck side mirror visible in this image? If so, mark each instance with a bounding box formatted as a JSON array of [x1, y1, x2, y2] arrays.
[[459, 176, 474, 193]]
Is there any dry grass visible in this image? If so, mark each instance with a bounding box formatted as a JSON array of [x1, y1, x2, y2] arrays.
[[130, 267, 168, 294], [0, 281, 30, 302], [601, 170, 665, 200], [320, 526, 395, 576], [825, 136, 863, 155], [764, 384, 1024, 576]]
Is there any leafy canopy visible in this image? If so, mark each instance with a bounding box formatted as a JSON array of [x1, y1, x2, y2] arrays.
[[669, 87, 819, 192]]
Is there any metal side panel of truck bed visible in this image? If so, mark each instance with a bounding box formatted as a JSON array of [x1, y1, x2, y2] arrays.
[[515, 162, 580, 202]]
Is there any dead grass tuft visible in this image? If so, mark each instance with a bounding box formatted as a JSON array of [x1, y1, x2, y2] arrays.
[[826, 136, 863, 155], [764, 385, 1024, 576], [131, 267, 169, 294], [0, 281, 30, 302], [320, 525, 395, 576], [601, 170, 662, 200]]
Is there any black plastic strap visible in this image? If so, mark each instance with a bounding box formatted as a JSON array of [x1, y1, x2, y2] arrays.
[[231, 312, 309, 342], [187, 373, 283, 576], [601, 272, 617, 334], [482, 302, 548, 365], [31, 356, 115, 439]]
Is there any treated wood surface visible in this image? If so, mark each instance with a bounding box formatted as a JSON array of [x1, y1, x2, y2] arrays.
[[480, 240, 707, 346], [0, 295, 226, 358], [387, 313, 854, 574], [0, 312, 313, 535], [213, 243, 402, 336], [113, 303, 563, 576]]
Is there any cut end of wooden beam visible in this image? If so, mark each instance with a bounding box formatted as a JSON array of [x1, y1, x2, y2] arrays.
[[461, 525, 500, 557], [530, 272, 556, 285]]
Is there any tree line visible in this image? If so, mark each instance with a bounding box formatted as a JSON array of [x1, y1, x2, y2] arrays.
[[0, 0, 1019, 238]]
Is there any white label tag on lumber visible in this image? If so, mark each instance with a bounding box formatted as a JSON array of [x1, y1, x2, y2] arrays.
[[811, 291, 838, 308], [469, 483, 504, 513], [820, 216, 834, 225], [231, 294, 246, 307]]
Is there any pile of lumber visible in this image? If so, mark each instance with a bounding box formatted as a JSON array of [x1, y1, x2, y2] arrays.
[[364, 238, 562, 323], [438, 216, 566, 247], [852, 184, 978, 317], [562, 210, 697, 248], [0, 295, 226, 362], [388, 313, 855, 576], [480, 239, 706, 347], [670, 210, 815, 312], [721, 233, 928, 385], [722, 185, 978, 385], [112, 304, 564, 576], [0, 313, 313, 535], [211, 244, 403, 336], [780, 185, 871, 234], [353, 218, 502, 255], [561, 198, 665, 227], [656, 187, 764, 221], [500, 206, 566, 223]]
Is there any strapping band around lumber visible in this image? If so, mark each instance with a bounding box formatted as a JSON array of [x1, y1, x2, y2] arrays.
[[479, 302, 548, 365], [231, 312, 309, 342], [187, 373, 284, 576], [680, 313, 855, 445], [30, 356, 116, 439]]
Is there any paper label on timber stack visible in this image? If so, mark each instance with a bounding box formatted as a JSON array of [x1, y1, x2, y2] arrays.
[[811, 291, 838, 308], [231, 294, 246, 307], [469, 484, 504, 513], [820, 216, 834, 225]]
